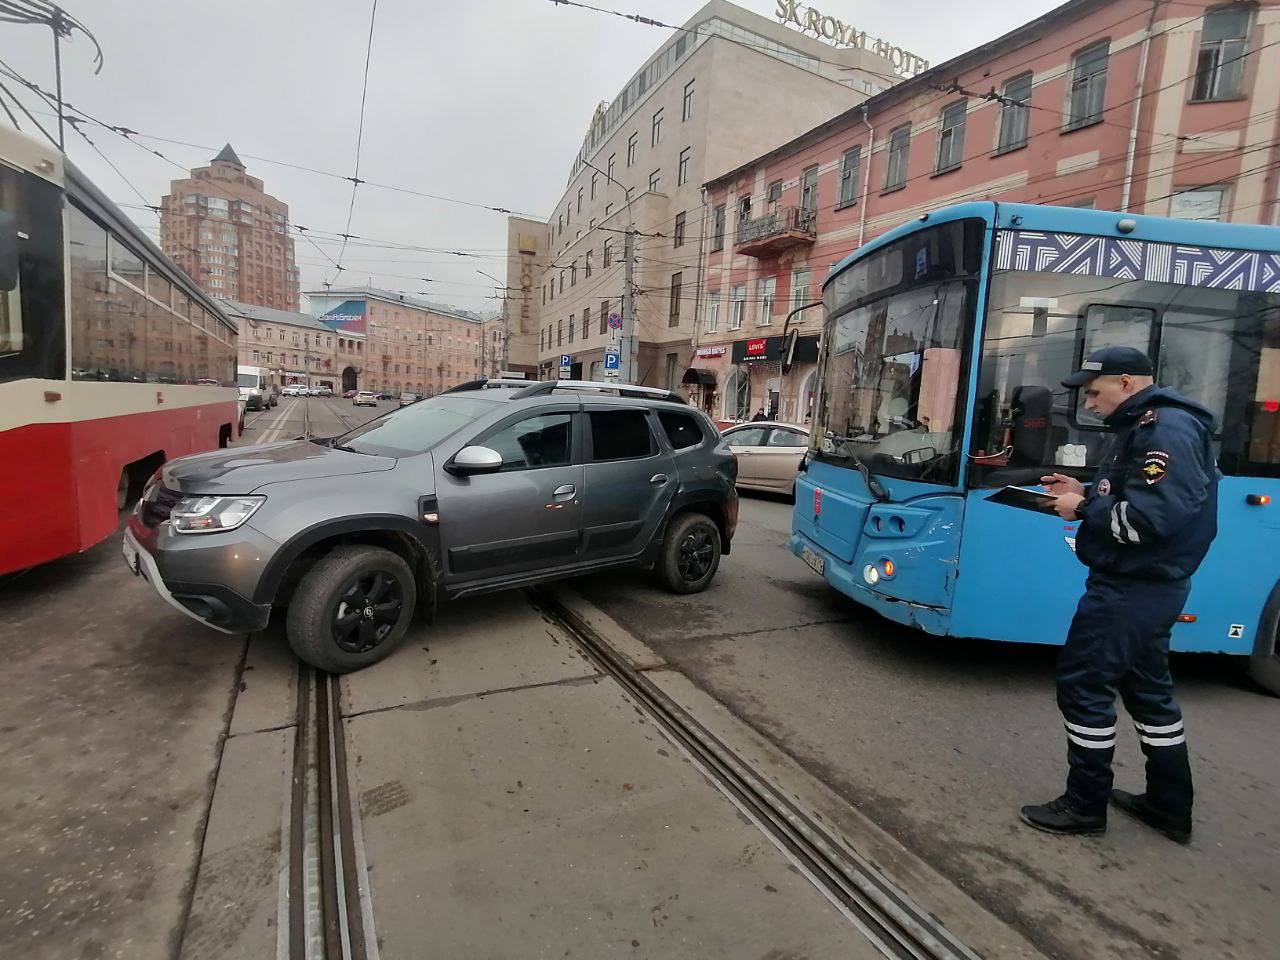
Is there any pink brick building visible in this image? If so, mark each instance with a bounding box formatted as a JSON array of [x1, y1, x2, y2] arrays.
[[690, 0, 1280, 424]]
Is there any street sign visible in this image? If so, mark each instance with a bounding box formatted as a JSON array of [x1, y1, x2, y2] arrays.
[[560, 355, 572, 367], [603, 351, 620, 370], [607, 313, 623, 330]]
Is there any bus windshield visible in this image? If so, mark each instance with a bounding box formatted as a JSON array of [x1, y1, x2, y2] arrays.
[[971, 231, 1280, 486], [814, 218, 984, 483]]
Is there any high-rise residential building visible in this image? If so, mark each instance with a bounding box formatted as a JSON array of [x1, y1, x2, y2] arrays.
[[160, 145, 300, 311], [503, 0, 911, 385]]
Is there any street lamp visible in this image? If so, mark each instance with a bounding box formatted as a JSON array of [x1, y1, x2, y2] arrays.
[[476, 269, 507, 377]]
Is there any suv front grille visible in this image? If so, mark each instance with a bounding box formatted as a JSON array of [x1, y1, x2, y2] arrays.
[[141, 486, 182, 527]]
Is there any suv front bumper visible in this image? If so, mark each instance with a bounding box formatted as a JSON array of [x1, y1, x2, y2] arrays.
[[123, 519, 275, 634]]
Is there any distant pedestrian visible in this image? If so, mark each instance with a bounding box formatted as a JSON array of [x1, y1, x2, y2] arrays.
[[751, 408, 767, 422], [1022, 347, 1218, 844]]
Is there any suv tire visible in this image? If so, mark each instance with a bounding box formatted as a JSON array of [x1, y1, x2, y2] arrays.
[[286, 545, 417, 673], [656, 513, 721, 594]]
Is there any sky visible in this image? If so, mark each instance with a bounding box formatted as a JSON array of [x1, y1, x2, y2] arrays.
[[0, 0, 1063, 314]]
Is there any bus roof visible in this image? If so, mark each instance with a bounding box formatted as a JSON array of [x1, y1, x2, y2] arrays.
[[825, 201, 1280, 285]]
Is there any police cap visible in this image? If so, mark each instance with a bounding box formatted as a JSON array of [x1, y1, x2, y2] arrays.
[[1061, 346, 1154, 388]]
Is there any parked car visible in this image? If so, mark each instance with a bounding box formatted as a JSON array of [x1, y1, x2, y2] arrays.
[[377, 391, 395, 400], [353, 391, 378, 407], [122, 380, 737, 673], [399, 392, 418, 407], [315, 386, 334, 398], [343, 389, 358, 399], [720, 422, 809, 497]]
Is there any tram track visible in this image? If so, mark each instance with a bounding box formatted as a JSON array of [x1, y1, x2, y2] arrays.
[[533, 589, 981, 960]]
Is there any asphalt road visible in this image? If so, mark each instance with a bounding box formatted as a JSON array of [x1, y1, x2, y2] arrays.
[[576, 491, 1280, 960], [4, 397, 1274, 959]]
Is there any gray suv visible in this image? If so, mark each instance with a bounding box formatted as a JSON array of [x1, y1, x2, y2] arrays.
[[122, 380, 738, 672]]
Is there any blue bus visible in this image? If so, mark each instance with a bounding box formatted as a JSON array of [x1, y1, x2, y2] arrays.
[[790, 202, 1280, 695]]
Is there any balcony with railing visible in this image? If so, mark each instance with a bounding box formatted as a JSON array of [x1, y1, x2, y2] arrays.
[[734, 205, 817, 258]]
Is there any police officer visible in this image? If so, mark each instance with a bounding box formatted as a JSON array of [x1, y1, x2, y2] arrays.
[[1021, 346, 1218, 843]]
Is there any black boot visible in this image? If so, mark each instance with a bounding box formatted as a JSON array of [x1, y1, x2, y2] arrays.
[[1020, 795, 1106, 836], [1110, 789, 1192, 844]]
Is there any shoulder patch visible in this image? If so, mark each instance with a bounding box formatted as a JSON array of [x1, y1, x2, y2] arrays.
[[1138, 408, 1158, 428], [1142, 449, 1169, 484]]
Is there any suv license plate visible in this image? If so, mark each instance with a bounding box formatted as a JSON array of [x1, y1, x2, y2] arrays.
[[801, 547, 824, 576], [122, 537, 140, 576]]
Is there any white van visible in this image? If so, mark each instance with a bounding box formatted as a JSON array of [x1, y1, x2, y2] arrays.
[[237, 365, 270, 411]]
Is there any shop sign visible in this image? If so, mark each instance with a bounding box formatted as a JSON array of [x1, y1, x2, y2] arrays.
[[695, 345, 727, 358]]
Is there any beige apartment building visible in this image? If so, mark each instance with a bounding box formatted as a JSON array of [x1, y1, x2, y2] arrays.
[[220, 299, 361, 393], [306, 286, 503, 396], [504, 0, 912, 387], [160, 145, 301, 311]]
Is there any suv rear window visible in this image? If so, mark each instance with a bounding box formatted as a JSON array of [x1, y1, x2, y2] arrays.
[[658, 411, 704, 450], [589, 410, 655, 461]]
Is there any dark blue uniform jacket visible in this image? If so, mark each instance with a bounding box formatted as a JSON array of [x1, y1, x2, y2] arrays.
[[1075, 385, 1219, 582]]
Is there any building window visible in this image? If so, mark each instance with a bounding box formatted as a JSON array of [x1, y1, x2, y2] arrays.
[[577, 188, 584, 213], [625, 187, 635, 204], [607, 153, 616, 180], [605, 203, 614, 218], [559, 271, 564, 294], [669, 272, 683, 327], [651, 108, 664, 146], [568, 314, 575, 343], [627, 133, 637, 167], [557, 213, 563, 236], [600, 299, 610, 335], [759, 277, 776, 325], [712, 204, 726, 252], [936, 101, 967, 172], [767, 180, 783, 211], [604, 240, 612, 267], [649, 168, 661, 192], [557, 320, 563, 347], [997, 73, 1032, 152], [1170, 187, 1226, 220], [673, 211, 686, 248], [730, 285, 745, 330], [682, 79, 695, 120], [737, 196, 752, 233], [705, 291, 720, 332], [800, 165, 819, 211], [582, 307, 591, 340], [791, 269, 811, 310], [678, 147, 691, 186], [885, 125, 911, 190], [838, 147, 862, 206], [1193, 5, 1251, 101], [591, 173, 598, 199], [585, 250, 593, 278], [665, 353, 678, 391], [1067, 41, 1109, 130], [571, 262, 578, 287]]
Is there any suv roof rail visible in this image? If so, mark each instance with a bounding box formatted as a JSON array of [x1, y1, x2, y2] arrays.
[[511, 379, 686, 404], [441, 377, 534, 395]]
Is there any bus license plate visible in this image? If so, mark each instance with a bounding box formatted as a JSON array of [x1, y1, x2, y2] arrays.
[[801, 547, 825, 576]]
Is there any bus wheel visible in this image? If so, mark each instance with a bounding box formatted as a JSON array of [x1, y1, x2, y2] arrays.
[[1248, 632, 1280, 698]]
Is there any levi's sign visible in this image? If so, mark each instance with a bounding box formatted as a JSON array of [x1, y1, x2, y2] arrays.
[[775, 1, 928, 76]]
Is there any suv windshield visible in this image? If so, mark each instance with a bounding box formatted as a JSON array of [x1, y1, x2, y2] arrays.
[[814, 218, 983, 483], [335, 396, 498, 457]]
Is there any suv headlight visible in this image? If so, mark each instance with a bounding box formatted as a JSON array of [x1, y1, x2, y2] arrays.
[[171, 495, 265, 534]]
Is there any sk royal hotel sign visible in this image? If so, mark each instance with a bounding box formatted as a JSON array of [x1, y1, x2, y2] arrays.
[[775, 2, 929, 76]]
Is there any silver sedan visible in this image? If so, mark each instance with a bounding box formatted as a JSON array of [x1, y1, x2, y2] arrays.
[[721, 422, 809, 496]]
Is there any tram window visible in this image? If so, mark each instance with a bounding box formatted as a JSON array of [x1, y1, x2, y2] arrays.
[[0, 163, 65, 383], [109, 235, 145, 291], [68, 204, 114, 381]]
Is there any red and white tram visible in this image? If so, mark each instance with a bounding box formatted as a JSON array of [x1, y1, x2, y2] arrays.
[[0, 126, 240, 575]]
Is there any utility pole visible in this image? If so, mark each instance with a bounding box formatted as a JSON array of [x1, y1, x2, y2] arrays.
[[621, 227, 636, 384]]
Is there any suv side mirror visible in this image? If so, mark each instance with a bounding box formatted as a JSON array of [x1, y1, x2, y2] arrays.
[[0, 210, 18, 293], [447, 445, 503, 476]]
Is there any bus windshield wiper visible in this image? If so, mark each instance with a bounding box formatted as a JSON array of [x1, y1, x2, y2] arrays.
[[827, 435, 891, 502]]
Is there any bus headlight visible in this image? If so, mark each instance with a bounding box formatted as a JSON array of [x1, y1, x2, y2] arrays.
[[862, 564, 880, 585], [171, 495, 265, 534]]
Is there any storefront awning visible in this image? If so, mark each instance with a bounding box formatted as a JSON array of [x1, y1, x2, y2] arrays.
[[682, 368, 716, 387]]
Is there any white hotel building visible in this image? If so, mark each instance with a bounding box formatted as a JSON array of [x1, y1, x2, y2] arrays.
[[504, 0, 905, 387]]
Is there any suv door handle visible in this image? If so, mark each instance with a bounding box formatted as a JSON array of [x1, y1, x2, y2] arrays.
[[650, 474, 669, 485], [551, 483, 576, 502]]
